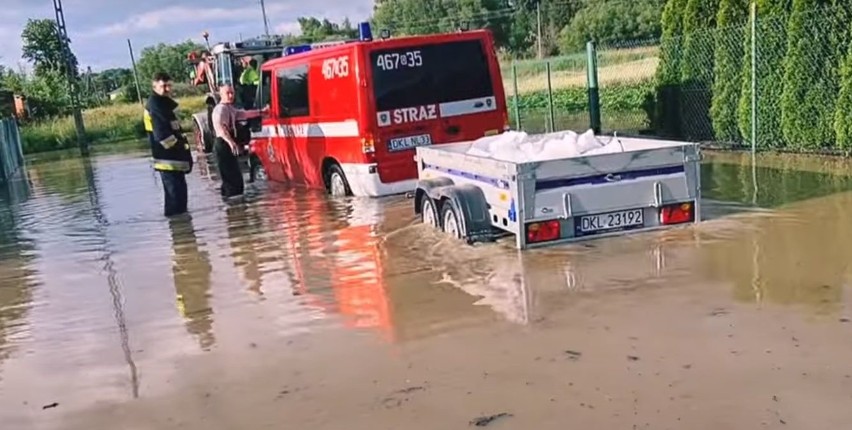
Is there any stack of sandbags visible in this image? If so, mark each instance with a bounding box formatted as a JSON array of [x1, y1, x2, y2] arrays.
[[465, 129, 625, 161]]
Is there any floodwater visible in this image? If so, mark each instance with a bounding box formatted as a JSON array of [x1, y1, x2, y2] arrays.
[[2, 149, 852, 429]]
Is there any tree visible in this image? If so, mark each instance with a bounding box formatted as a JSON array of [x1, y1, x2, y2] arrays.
[[21, 19, 78, 77], [709, 0, 748, 143], [96, 68, 134, 93], [558, 0, 663, 52], [296, 17, 359, 42], [736, 0, 792, 148], [372, 0, 515, 52], [680, 0, 719, 83], [832, 4, 852, 149], [655, 0, 689, 86], [834, 33, 852, 149], [780, 0, 836, 149], [136, 41, 204, 84]]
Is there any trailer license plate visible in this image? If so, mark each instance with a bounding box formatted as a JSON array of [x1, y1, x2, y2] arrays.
[[388, 134, 432, 152], [577, 209, 644, 235]]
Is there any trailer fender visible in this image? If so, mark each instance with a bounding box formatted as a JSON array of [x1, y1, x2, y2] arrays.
[[414, 177, 455, 215], [434, 184, 492, 242]]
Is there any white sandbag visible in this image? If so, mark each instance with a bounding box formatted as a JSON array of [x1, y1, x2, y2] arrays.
[[464, 128, 623, 162], [575, 129, 603, 153], [583, 138, 624, 156]]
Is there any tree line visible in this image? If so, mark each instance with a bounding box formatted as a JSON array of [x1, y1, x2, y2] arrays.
[[0, 0, 664, 121]]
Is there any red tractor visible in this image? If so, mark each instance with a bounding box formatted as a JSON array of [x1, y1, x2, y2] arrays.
[[186, 33, 286, 155]]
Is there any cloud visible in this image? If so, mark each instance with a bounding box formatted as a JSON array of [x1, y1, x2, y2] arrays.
[[274, 22, 301, 36], [0, 24, 23, 65], [82, 3, 293, 38]]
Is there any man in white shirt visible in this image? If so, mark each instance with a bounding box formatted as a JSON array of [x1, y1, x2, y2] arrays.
[[211, 84, 261, 198]]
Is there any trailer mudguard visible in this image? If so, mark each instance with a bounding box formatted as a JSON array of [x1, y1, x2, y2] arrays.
[[433, 184, 493, 242]]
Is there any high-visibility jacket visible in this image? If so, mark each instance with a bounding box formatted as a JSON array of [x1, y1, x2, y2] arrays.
[[144, 94, 192, 172], [239, 67, 259, 86]]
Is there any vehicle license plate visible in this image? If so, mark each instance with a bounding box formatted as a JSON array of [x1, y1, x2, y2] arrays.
[[388, 134, 432, 152], [576, 209, 644, 235]]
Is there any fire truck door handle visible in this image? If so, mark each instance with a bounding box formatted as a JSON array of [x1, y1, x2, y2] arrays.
[[445, 125, 460, 135]]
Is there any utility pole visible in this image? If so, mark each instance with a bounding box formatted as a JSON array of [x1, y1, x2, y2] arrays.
[[536, 0, 543, 59], [259, 0, 270, 37], [53, 0, 88, 156], [127, 39, 144, 106]]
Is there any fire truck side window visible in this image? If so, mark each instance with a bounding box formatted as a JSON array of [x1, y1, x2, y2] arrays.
[[276, 65, 309, 118], [257, 70, 272, 110]]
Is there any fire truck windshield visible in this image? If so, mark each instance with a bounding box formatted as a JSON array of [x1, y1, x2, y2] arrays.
[[369, 39, 495, 111]]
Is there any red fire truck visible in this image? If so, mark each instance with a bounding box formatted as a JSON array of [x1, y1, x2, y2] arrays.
[[248, 24, 509, 197]]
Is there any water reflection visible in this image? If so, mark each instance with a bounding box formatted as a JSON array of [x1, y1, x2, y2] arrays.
[[168, 215, 214, 350], [81, 156, 139, 398], [3, 149, 852, 420], [0, 170, 34, 380]]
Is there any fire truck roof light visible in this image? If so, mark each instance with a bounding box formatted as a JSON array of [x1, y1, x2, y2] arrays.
[[359, 22, 372, 41]]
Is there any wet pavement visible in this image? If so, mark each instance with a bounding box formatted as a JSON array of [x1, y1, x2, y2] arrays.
[[2, 149, 852, 429]]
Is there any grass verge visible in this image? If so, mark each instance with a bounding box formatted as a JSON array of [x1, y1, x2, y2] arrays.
[[20, 96, 206, 154]]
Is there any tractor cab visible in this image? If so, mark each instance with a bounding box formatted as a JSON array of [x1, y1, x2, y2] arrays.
[[188, 36, 286, 109], [187, 34, 287, 154]]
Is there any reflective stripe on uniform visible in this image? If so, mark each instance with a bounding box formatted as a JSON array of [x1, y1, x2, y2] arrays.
[[170, 120, 181, 130], [160, 135, 178, 149], [143, 109, 153, 132], [153, 159, 190, 172]]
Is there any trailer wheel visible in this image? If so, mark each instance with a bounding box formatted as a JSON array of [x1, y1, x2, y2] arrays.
[[420, 197, 440, 228], [327, 164, 351, 197], [441, 200, 465, 240]]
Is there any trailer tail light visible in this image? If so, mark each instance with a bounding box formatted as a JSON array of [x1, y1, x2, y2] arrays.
[[660, 202, 695, 225], [526, 220, 561, 243]]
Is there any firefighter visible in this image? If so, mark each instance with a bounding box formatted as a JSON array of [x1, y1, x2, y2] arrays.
[[144, 72, 193, 217]]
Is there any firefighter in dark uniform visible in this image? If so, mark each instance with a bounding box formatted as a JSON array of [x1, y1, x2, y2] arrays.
[[144, 72, 193, 217]]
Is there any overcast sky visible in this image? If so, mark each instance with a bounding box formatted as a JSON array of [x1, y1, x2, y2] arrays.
[[0, 0, 374, 71]]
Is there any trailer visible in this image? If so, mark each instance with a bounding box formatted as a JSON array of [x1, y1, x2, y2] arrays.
[[413, 133, 702, 249]]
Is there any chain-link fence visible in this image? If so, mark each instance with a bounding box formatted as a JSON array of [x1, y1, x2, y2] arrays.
[[503, 4, 852, 154], [503, 40, 657, 136]]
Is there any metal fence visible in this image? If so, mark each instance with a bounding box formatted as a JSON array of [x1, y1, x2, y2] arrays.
[[0, 118, 25, 183], [503, 40, 657, 137], [503, 4, 852, 154]]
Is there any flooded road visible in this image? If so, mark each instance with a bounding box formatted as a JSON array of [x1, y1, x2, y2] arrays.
[[2, 149, 852, 429]]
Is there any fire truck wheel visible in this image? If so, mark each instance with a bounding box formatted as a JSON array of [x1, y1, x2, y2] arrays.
[[327, 164, 351, 197]]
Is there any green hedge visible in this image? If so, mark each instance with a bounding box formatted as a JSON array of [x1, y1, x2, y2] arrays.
[[709, 0, 748, 143]]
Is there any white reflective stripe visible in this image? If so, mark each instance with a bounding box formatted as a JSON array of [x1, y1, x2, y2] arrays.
[[258, 120, 360, 138], [160, 135, 178, 148], [438, 96, 497, 118], [170, 120, 181, 130]]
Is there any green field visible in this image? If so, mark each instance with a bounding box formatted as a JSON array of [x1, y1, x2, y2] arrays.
[[20, 96, 206, 154]]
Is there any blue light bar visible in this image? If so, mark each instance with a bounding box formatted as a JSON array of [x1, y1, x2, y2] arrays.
[[283, 44, 312, 56]]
